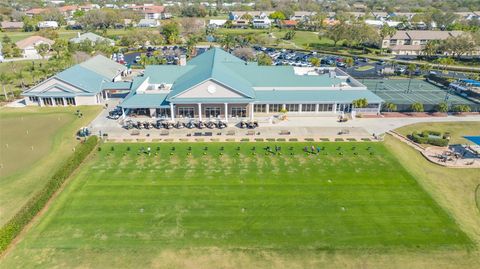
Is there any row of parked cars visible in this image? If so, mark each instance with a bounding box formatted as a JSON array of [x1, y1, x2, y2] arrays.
[[252, 46, 368, 68]]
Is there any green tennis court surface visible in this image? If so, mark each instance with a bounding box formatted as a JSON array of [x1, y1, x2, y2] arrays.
[[362, 79, 477, 107]]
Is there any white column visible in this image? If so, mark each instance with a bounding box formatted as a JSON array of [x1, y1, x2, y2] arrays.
[[333, 103, 337, 113], [63, 97, 67, 107], [39, 97, 44, 107], [266, 104, 269, 114], [315, 104, 319, 113], [249, 103, 254, 121], [299, 104, 303, 113], [198, 103, 202, 121], [170, 103, 175, 121], [224, 103, 228, 122], [122, 107, 126, 119]]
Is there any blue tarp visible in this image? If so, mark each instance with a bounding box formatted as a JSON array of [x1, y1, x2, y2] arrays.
[[464, 136, 480, 145]]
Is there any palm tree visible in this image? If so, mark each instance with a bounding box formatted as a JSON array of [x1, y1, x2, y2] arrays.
[[422, 41, 437, 59], [0, 73, 13, 101], [220, 34, 236, 52], [419, 63, 432, 76], [383, 102, 397, 112], [185, 35, 199, 58]]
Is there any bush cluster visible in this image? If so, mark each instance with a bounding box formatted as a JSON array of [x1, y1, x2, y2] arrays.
[[0, 136, 98, 253], [410, 130, 449, 147]]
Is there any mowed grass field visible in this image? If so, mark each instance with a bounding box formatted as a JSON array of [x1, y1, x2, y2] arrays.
[[0, 106, 101, 226], [396, 121, 480, 145], [0, 141, 473, 268]]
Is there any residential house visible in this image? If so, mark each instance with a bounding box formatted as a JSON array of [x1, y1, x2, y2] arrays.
[[15, 36, 55, 59], [58, 5, 78, 18], [208, 19, 227, 28], [23, 55, 128, 106], [70, 32, 115, 46], [381, 30, 466, 55], [25, 8, 46, 17], [137, 19, 160, 28], [352, 3, 367, 12], [228, 11, 274, 21], [1, 21, 24, 31], [290, 11, 316, 22], [279, 20, 298, 29], [38, 21, 59, 29], [231, 20, 249, 29], [252, 13, 271, 28]]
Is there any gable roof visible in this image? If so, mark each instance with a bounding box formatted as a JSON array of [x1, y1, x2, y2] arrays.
[[78, 54, 126, 79], [70, 32, 114, 44], [1, 21, 24, 29], [167, 48, 255, 100], [24, 55, 126, 96], [15, 35, 54, 49]]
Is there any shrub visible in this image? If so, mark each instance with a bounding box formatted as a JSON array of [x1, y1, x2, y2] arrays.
[[0, 136, 98, 253], [289, 138, 298, 141], [335, 138, 344, 141], [304, 138, 314, 141], [410, 130, 449, 147], [277, 138, 286, 142], [266, 138, 275, 141], [240, 138, 250, 142], [254, 138, 264, 142]]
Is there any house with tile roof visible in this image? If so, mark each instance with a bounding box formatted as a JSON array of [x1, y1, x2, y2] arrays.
[[23, 55, 128, 106], [1, 21, 24, 31], [15, 36, 55, 59], [118, 48, 382, 120]]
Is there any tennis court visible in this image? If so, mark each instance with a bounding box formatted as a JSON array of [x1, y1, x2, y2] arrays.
[[361, 79, 479, 111]]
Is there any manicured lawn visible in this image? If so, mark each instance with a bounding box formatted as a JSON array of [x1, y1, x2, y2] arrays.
[[0, 141, 472, 268], [0, 106, 101, 226], [1, 29, 78, 43], [395, 122, 480, 145]]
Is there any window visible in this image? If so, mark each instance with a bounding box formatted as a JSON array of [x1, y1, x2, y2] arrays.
[[29, 96, 39, 102], [318, 104, 333, 112], [54, 97, 64, 106], [231, 107, 246, 117], [302, 104, 316, 112], [285, 104, 299, 112], [65, 97, 76, 105], [43, 98, 53, 106], [254, 104, 266, 113], [156, 108, 170, 118], [205, 107, 221, 118], [178, 107, 195, 118], [269, 104, 283, 112]]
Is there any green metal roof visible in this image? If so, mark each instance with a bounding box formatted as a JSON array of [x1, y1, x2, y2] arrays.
[[102, 81, 132, 90], [55, 65, 108, 94], [144, 65, 195, 84], [78, 55, 126, 79], [167, 48, 256, 100], [254, 90, 384, 103], [22, 83, 79, 97], [120, 93, 169, 108], [224, 63, 344, 87]]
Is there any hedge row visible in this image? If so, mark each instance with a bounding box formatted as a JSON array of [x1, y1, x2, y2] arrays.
[[411, 131, 449, 147], [0, 136, 98, 253]]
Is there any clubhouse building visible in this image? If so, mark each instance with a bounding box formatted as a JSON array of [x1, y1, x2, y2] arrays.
[[23, 48, 383, 120], [23, 55, 128, 106]]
